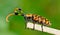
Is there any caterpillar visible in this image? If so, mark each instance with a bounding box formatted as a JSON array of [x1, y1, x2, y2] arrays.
[[6, 8, 51, 32]]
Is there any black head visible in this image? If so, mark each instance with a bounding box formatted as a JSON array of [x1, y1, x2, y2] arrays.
[[18, 8, 21, 10]]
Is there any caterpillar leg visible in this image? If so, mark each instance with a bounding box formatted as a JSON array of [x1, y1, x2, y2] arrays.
[[33, 23, 35, 30], [24, 17, 27, 29], [41, 23, 43, 32], [32, 21, 35, 30]]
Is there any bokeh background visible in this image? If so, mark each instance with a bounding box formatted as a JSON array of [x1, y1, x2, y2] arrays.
[[0, 0, 60, 35]]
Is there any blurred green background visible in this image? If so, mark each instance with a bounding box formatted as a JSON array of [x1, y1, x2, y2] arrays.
[[0, 0, 60, 35]]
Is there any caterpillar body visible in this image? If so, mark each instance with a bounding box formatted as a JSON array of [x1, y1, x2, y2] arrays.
[[25, 14, 51, 26]]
